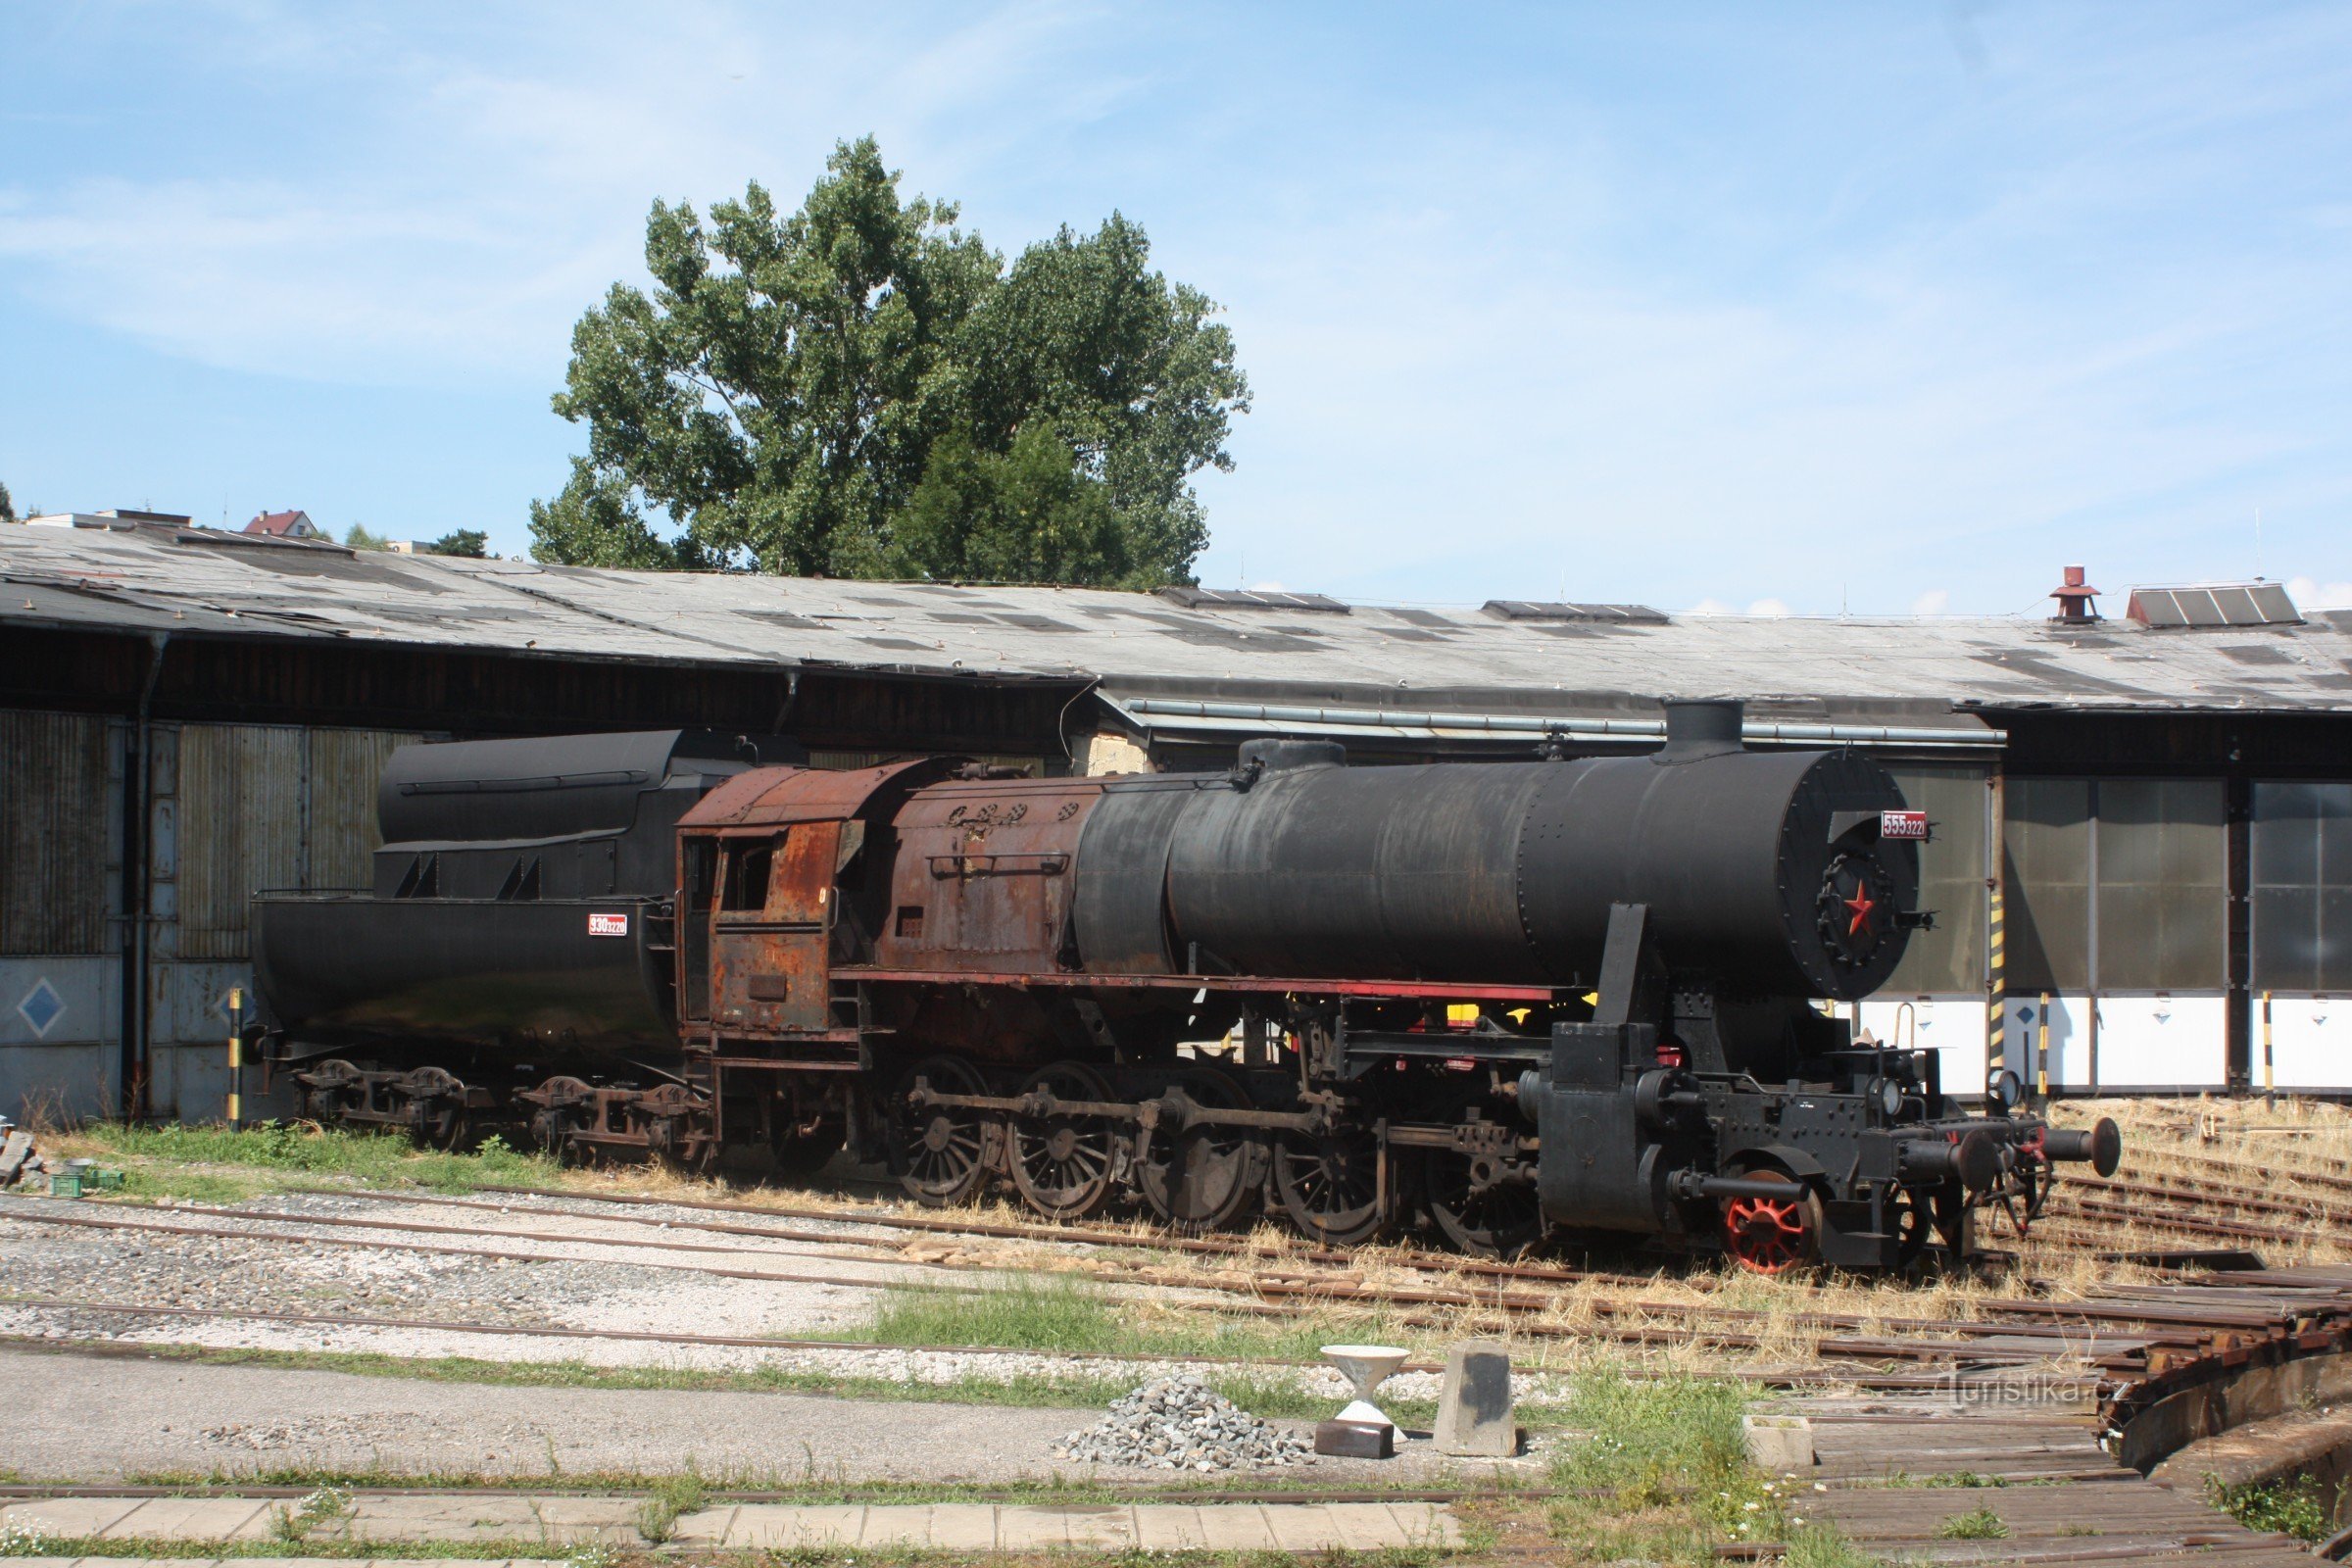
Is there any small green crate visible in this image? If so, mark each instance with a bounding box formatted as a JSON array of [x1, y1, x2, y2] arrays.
[[47, 1172, 85, 1199], [93, 1168, 123, 1192]]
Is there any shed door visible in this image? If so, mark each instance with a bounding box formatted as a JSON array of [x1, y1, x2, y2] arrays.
[[710, 824, 837, 1034]]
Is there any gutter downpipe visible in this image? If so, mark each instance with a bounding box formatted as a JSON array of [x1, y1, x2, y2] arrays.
[[122, 631, 168, 1122]]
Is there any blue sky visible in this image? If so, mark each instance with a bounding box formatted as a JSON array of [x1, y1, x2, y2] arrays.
[[4, 2, 2350, 613]]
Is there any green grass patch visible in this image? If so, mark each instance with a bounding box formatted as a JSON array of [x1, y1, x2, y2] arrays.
[[858, 1273, 1410, 1365], [78, 1121, 556, 1194], [1541, 1370, 1794, 1563], [2207, 1473, 2338, 1543], [1934, 1504, 2009, 1540]]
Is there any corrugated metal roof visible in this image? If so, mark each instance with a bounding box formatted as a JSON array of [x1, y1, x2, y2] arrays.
[[5, 523, 2350, 728]]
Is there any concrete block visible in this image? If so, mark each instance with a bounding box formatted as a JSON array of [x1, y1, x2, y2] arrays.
[[1314, 1418, 1396, 1458], [0, 1130, 32, 1184], [1434, 1340, 1520, 1456], [1743, 1412, 1816, 1471]]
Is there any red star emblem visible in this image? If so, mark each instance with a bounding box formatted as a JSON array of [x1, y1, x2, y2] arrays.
[[1844, 884, 1876, 936]]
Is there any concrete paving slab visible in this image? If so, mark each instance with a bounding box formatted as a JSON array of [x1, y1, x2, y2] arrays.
[[921, 1502, 1000, 1549], [855, 1507, 928, 1546], [993, 1504, 1080, 1549], [1261, 1503, 1347, 1551], [1185, 1503, 1285, 1550], [1321, 1502, 1423, 1548], [98, 1498, 272, 1541], [1131, 1504, 1215, 1550], [0, 1498, 145, 1539], [1389, 1501, 1465, 1545], [341, 1494, 640, 1544], [1057, 1503, 1137, 1547], [667, 1504, 736, 1545], [724, 1503, 865, 1547]]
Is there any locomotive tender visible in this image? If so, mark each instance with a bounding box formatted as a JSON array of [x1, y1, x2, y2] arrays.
[[252, 700, 2119, 1270]]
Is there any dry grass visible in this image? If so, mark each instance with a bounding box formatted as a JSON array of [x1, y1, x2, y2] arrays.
[[45, 1094, 2352, 1387]]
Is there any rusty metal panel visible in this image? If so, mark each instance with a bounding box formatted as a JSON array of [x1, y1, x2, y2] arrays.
[[177, 723, 305, 960], [684, 757, 958, 829], [174, 723, 422, 961], [307, 727, 422, 887], [876, 777, 1102, 968], [0, 709, 116, 956], [710, 824, 836, 1033]]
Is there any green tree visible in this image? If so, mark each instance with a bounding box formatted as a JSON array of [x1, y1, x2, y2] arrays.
[[534, 137, 1246, 587], [0, 480, 14, 523], [425, 528, 489, 558], [343, 522, 390, 551], [887, 425, 1131, 585]]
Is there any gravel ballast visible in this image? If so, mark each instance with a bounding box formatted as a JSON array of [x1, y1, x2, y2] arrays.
[[1054, 1375, 1313, 1470]]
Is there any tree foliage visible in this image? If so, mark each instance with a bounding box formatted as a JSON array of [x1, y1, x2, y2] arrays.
[[531, 137, 1247, 587], [343, 522, 390, 552], [0, 480, 14, 523], [425, 528, 489, 558]]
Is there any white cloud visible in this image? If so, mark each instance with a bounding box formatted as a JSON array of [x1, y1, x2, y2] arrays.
[[1745, 598, 1792, 618], [1910, 589, 1951, 615], [2288, 575, 2352, 610]]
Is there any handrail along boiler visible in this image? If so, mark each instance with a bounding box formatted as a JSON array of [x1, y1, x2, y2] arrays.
[[252, 700, 2118, 1269]]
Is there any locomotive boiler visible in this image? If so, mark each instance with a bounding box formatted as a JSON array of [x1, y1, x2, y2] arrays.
[[252, 701, 2118, 1271]]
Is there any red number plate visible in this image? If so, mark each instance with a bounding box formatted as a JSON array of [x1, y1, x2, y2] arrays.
[[587, 911, 630, 938], [1880, 809, 1929, 840]]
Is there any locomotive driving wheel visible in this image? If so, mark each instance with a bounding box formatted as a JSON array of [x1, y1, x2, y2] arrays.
[[1423, 1150, 1544, 1259], [1274, 1121, 1393, 1246], [1009, 1060, 1122, 1221], [1138, 1066, 1265, 1235], [1721, 1169, 1823, 1275], [890, 1054, 995, 1207]]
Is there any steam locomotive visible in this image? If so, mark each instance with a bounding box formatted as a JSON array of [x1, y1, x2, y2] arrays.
[[251, 701, 2119, 1271]]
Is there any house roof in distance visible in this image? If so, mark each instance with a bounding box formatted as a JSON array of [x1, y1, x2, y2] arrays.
[[1, 522, 2347, 736], [244, 510, 320, 538]]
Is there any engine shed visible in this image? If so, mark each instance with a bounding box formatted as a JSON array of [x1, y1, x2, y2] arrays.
[[4, 511, 2349, 1121]]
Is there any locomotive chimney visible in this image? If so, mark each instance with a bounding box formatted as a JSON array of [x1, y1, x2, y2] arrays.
[[1654, 699, 1745, 763]]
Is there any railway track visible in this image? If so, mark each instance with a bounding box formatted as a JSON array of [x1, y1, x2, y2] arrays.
[[6, 1183, 2336, 1378]]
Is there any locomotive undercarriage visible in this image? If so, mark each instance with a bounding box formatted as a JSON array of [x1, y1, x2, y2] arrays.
[[273, 967, 2108, 1274]]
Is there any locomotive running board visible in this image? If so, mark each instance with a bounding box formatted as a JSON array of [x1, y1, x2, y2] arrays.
[[839, 966, 1569, 1003]]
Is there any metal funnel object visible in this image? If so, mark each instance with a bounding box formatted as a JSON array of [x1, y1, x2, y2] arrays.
[[1322, 1343, 1410, 1429]]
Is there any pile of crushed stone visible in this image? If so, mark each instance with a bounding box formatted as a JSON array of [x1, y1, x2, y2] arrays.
[[1053, 1374, 1312, 1470]]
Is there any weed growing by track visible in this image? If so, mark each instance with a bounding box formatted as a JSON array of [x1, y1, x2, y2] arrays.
[[1538, 1369, 1872, 1566], [72, 1122, 557, 1194], [858, 1273, 1411, 1368], [2206, 1473, 2338, 1542]]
